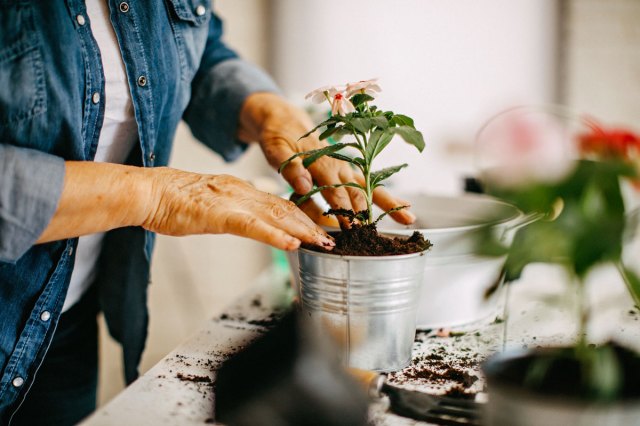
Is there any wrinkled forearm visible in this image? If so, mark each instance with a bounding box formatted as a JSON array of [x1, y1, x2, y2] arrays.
[[36, 162, 153, 245]]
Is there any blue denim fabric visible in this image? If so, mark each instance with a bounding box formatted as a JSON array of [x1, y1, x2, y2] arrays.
[[11, 283, 99, 426], [0, 1, 279, 422]]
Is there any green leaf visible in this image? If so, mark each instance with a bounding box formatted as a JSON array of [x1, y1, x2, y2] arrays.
[[583, 345, 622, 401], [301, 143, 360, 169], [350, 117, 371, 134], [293, 183, 365, 205], [353, 157, 366, 168], [392, 126, 425, 152], [617, 263, 640, 308], [299, 116, 343, 140], [364, 129, 394, 164], [278, 143, 356, 173], [371, 164, 408, 187], [328, 153, 365, 171], [370, 115, 389, 130], [350, 93, 374, 107], [390, 114, 415, 128], [318, 125, 342, 141]]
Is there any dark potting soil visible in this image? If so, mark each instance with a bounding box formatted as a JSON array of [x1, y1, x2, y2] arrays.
[[444, 385, 477, 400], [401, 365, 479, 388], [303, 223, 431, 256], [176, 372, 213, 384], [388, 343, 483, 399], [490, 343, 640, 401]]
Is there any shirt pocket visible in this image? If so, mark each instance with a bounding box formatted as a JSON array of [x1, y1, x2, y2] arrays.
[[165, 0, 211, 83], [0, 1, 46, 125]]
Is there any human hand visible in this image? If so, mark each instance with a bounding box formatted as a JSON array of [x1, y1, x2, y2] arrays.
[[239, 93, 416, 226], [142, 168, 335, 251]]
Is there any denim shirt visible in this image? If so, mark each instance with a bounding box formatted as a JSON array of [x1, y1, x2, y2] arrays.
[[0, 1, 278, 420]]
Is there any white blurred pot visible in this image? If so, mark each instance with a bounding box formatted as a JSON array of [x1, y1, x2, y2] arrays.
[[377, 193, 530, 329]]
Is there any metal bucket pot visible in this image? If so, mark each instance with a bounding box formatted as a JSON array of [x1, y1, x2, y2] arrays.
[[297, 247, 427, 372], [482, 349, 640, 426], [287, 192, 532, 330]]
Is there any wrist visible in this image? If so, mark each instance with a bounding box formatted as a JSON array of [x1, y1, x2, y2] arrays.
[[128, 166, 165, 229], [238, 92, 291, 143]]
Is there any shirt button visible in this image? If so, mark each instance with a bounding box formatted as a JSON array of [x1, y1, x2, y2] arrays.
[[68, 246, 74, 256], [92, 92, 100, 104], [119, 2, 130, 13], [137, 75, 147, 87], [149, 152, 156, 162], [76, 14, 86, 26], [12, 377, 24, 388], [40, 311, 51, 322], [195, 5, 206, 16]]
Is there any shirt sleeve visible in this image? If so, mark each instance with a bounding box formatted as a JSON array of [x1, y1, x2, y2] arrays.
[[0, 144, 65, 263], [183, 11, 281, 162]]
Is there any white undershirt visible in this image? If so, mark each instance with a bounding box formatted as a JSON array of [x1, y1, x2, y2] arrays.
[[62, 0, 139, 312]]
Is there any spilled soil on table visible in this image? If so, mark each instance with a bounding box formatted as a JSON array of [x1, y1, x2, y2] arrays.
[[388, 338, 485, 399]]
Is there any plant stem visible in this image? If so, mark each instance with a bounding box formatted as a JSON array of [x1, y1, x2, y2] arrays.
[[358, 131, 373, 224], [576, 275, 589, 355], [364, 165, 373, 224]]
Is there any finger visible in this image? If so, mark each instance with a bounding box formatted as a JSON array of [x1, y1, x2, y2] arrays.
[[320, 184, 355, 228], [296, 197, 340, 228], [224, 214, 301, 251], [261, 137, 313, 194], [372, 187, 416, 225], [260, 196, 335, 247], [339, 169, 368, 213]]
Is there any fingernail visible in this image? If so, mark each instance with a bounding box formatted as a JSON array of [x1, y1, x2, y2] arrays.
[[403, 210, 416, 223], [294, 176, 312, 194], [319, 236, 335, 247], [321, 240, 335, 250], [286, 236, 301, 250]]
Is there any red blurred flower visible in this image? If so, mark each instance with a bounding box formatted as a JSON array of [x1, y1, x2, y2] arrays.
[[578, 118, 640, 161], [578, 118, 640, 190]]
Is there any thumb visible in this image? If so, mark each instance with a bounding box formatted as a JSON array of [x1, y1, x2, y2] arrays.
[[282, 158, 313, 195], [262, 136, 314, 194]]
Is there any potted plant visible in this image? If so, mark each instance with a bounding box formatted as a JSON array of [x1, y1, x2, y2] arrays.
[[280, 79, 431, 372], [473, 106, 640, 425]]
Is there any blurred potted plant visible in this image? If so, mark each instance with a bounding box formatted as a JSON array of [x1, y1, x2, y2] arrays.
[[474, 106, 640, 425], [280, 79, 431, 371]]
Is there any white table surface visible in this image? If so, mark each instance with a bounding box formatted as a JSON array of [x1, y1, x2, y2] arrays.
[[83, 256, 640, 426]]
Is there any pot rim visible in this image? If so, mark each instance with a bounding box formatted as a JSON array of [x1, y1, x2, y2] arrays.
[[298, 246, 428, 261], [379, 194, 524, 235], [286, 191, 524, 235], [482, 347, 640, 408]]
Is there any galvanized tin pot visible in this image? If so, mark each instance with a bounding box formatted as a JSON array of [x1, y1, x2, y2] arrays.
[[297, 247, 427, 372], [286, 193, 528, 330], [482, 349, 640, 426]]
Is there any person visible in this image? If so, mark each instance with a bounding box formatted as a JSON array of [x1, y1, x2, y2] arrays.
[[0, 2, 414, 424]]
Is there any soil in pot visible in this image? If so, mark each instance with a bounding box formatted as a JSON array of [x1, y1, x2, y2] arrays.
[[303, 219, 431, 256], [490, 343, 640, 401]]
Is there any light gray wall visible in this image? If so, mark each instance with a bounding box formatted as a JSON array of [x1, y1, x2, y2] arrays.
[[562, 0, 640, 124], [271, 0, 560, 195]]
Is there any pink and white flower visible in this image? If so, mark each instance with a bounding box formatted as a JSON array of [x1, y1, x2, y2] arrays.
[[305, 84, 344, 104], [346, 78, 382, 98], [330, 92, 355, 116]]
